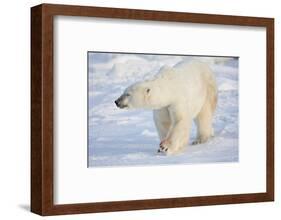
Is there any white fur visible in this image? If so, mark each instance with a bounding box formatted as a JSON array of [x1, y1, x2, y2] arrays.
[[116, 60, 217, 155]]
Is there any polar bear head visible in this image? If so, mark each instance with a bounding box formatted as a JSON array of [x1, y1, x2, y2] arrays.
[[115, 80, 168, 110]]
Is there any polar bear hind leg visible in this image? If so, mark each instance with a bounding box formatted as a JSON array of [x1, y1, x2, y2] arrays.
[[193, 80, 217, 145], [153, 108, 171, 141]]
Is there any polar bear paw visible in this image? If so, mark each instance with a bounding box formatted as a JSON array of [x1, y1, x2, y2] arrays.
[[192, 136, 209, 145], [158, 139, 182, 155], [158, 139, 170, 153]]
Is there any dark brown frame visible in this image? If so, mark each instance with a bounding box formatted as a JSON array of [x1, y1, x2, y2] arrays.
[[31, 3, 274, 216]]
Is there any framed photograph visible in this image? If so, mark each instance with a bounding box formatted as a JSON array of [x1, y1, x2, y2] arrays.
[[31, 4, 274, 216]]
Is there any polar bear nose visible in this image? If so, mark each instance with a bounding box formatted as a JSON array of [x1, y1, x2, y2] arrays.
[[115, 97, 127, 108], [115, 98, 122, 107]]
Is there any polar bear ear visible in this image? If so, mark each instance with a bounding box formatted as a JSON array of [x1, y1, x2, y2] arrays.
[[144, 88, 151, 103]]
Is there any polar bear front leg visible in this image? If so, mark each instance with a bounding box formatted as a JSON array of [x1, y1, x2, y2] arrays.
[[153, 108, 171, 141], [158, 105, 191, 155]]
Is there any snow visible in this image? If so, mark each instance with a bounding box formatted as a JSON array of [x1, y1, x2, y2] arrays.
[[88, 53, 239, 167]]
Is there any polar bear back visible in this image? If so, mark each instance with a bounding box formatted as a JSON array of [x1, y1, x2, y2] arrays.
[[152, 60, 215, 117], [155, 60, 212, 84]]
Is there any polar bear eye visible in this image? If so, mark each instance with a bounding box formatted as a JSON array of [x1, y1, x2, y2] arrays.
[[124, 93, 130, 97], [146, 88, 150, 93]]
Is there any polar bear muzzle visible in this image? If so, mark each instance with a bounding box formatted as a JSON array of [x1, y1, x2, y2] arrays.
[[115, 95, 128, 109]]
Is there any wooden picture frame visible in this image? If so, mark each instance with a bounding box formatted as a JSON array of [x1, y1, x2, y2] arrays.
[[31, 3, 274, 216]]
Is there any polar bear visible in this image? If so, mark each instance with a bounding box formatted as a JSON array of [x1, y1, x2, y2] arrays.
[[115, 60, 217, 155]]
